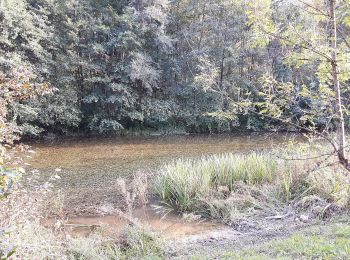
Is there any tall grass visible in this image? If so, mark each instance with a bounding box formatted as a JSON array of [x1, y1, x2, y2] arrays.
[[155, 149, 350, 222], [155, 153, 277, 212]]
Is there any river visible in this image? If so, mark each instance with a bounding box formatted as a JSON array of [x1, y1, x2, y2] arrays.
[[29, 133, 298, 236], [28, 133, 297, 214]]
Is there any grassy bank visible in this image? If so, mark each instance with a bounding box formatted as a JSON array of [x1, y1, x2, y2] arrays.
[[222, 222, 350, 259], [155, 150, 350, 223]]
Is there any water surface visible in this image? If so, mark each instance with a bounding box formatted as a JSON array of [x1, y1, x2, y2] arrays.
[[55, 207, 225, 238], [29, 134, 297, 214]]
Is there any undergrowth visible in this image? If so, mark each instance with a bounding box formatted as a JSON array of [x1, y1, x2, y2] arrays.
[[1, 223, 163, 260], [0, 172, 163, 260], [155, 149, 350, 223]]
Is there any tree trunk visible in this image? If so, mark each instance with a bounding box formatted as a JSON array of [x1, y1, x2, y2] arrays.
[[197, 2, 207, 51], [329, 0, 348, 168]]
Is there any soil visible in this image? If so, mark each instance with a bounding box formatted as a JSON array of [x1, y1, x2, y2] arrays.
[[165, 217, 317, 259]]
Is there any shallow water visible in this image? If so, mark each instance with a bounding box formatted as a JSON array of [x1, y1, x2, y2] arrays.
[[54, 207, 224, 238], [30, 133, 295, 173], [30, 133, 298, 236], [28, 134, 297, 206]]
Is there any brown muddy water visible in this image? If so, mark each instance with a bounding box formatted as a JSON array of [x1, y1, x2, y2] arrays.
[[29, 133, 298, 236], [50, 207, 224, 238]]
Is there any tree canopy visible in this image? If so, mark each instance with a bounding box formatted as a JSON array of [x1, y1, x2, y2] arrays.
[[0, 0, 350, 136]]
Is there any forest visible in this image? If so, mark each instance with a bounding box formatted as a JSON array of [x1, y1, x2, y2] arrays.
[[2, 0, 350, 259], [2, 0, 349, 137]]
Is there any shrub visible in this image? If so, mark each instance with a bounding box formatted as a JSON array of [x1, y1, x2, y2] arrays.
[[0, 146, 21, 200], [118, 226, 164, 259]]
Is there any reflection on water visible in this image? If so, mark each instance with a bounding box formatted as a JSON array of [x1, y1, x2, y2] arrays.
[[28, 134, 298, 213]]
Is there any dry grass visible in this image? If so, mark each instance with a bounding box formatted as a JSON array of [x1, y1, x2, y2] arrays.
[[0, 171, 163, 259], [1, 223, 163, 260]]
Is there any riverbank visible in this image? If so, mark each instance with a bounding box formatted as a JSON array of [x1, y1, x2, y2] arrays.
[[3, 134, 350, 259], [166, 217, 350, 259]]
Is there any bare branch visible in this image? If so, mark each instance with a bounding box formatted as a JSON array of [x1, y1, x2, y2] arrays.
[[257, 27, 333, 62], [295, 0, 330, 17]]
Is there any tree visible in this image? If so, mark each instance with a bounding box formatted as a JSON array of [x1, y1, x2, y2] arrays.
[[0, 0, 53, 136], [241, 0, 350, 169], [329, 0, 347, 167], [2, 0, 349, 138], [0, 68, 48, 198]]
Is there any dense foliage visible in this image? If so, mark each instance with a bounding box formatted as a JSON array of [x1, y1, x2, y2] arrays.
[[0, 67, 48, 198], [1, 0, 350, 136]]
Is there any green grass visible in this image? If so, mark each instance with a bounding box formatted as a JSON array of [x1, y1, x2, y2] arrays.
[[222, 223, 350, 259], [155, 153, 277, 212]]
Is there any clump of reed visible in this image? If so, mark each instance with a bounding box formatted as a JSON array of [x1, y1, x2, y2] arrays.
[[155, 152, 277, 212], [155, 149, 350, 222]]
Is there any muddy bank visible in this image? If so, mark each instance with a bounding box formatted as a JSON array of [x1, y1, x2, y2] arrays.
[[165, 217, 319, 259]]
